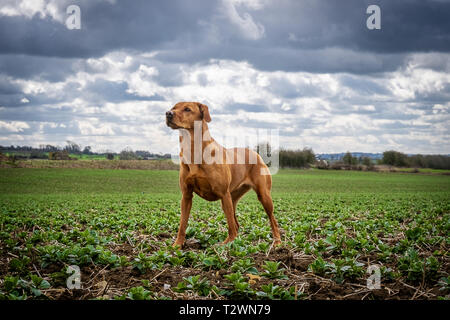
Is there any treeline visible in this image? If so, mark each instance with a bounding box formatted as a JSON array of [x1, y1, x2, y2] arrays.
[[2, 143, 449, 169], [0, 142, 171, 160], [315, 151, 375, 171], [318, 150, 450, 170], [1, 142, 95, 158], [116, 148, 171, 160], [279, 148, 316, 168], [255, 143, 316, 169], [267, 147, 450, 170], [381, 150, 450, 170]]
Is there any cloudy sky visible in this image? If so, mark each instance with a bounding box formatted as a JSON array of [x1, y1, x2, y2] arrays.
[[0, 0, 449, 154]]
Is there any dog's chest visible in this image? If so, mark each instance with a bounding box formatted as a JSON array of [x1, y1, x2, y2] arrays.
[[186, 174, 220, 201]]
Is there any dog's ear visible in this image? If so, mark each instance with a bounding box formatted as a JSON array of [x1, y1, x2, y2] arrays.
[[197, 103, 211, 122]]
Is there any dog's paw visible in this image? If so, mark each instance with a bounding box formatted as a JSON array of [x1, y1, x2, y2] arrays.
[[221, 237, 236, 245], [172, 241, 185, 248], [272, 239, 282, 246]]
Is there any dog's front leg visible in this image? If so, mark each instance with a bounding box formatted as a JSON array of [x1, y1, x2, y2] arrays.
[[221, 192, 238, 244], [173, 192, 193, 247]]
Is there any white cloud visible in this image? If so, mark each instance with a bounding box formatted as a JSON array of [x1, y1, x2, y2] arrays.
[[1, 50, 450, 154], [77, 120, 114, 136], [388, 67, 450, 100], [353, 105, 376, 112], [0, 121, 30, 132], [281, 103, 291, 111], [432, 103, 449, 114], [0, 0, 64, 22], [222, 0, 265, 40]]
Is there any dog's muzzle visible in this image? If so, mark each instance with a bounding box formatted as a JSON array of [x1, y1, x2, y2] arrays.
[[166, 111, 177, 128]]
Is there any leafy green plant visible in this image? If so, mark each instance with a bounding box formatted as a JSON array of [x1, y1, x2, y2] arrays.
[[201, 247, 228, 270], [398, 249, 440, 282], [9, 256, 31, 274], [231, 258, 258, 275], [132, 253, 155, 272], [98, 251, 128, 267], [405, 226, 424, 241], [127, 286, 153, 300], [221, 272, 254, 298], [308, 256, 328, 276], [168, 249, 186, 266], [0, 275, 50, 300], [256, 283, 302, 300], [326, 258, 365, 283], [173, 275, 214, 296], [438, 276, 450, 292], [261, 261, 287, 279]]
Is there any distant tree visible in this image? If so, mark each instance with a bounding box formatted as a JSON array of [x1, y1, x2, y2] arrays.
[[135, 150, 153, 159], [342, 152, 352, 165], [342, 151, 357, 166], [42, 144, 59, 152], [362, 157, 372, 167], [48, 150, 72, 160], [82, 146, 92, 155], [382, 150, 396, 166], [30, 151, 47, 159], [382, 150, 407, 167], [279, 147, 315, 168], [303, 148, 316, 164], [408, 154, 450, 169], [119, 147, 138, 160], [407, 154, 424, 168], [64, 141, 81, 154], [106, 153, 114, 160]]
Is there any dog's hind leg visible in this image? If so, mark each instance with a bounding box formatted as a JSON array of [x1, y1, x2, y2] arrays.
[[231, 185, 251, 231], [253, 175, 281, 245]]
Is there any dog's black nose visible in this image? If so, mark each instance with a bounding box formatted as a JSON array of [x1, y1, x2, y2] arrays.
[[166, 111, 173, 119]]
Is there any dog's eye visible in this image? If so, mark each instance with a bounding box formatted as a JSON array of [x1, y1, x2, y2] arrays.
[[184, 108, 191, 112]]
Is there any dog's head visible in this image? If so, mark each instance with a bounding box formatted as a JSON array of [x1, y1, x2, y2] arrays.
[[166, 102, 211, 129]]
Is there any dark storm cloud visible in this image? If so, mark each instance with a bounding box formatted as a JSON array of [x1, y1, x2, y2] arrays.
[[1, 0, 449, 73], [0, 105, 76, 122], [0, 76, 21, 94], [0, 94, 24, 107], [0, 0, 217, 58], [0, 80, 79, 108], [0, 102, 127, 128], [260, 0, 450, 53], [156, 0, 450, 73], [0, 54, 78, 82], [0, 75, 25, 107]]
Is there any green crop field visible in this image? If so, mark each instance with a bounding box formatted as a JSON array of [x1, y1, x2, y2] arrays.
[[0, 168, 449, 300]]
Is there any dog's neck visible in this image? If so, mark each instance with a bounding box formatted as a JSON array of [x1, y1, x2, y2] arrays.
[[179, 121, 218, 166]]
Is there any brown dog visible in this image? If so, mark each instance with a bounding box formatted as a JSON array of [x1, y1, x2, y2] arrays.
[[166, 102, 281, 247]]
